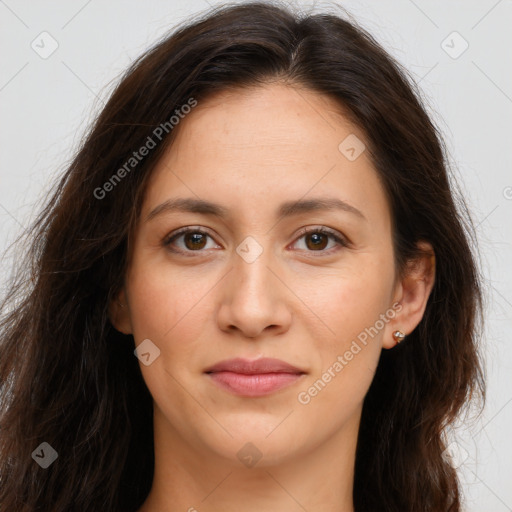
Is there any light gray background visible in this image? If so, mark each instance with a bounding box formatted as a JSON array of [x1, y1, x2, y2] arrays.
[[1, 1, 511, 510]]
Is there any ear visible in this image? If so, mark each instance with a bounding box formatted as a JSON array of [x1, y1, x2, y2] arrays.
[[108, 287, 133, 335], [383, 241, 436, 349]]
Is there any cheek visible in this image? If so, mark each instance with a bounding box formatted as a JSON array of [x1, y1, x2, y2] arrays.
[[126, 254, 215, 344], [294, 278, 387, 413], [295, 259, 392, 406], [301, 258, 393, 349], [125, 258, 214, 424]]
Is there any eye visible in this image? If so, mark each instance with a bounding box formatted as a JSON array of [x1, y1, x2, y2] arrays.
[[163, 225, 349, 256], [291, 226, 349, 254], [163, 227, 220, 254]]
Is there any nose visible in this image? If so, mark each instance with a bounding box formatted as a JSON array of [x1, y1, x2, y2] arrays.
[[216, 247, 292, 339]]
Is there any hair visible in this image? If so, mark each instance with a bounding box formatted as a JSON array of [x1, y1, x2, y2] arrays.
[[0, 2, 486, 511]]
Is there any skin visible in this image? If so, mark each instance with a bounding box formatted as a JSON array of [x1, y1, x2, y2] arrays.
[[110, 82, 435, 512]]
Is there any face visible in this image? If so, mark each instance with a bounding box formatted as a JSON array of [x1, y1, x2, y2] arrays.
[[112, 83, 407, 466]]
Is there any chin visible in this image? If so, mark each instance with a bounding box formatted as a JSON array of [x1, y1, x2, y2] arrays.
[[199, 420, 310, 467]]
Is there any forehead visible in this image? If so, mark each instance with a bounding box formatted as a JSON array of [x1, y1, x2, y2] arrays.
[[174, 83, 355, 153], [142, 83, 390, 228]]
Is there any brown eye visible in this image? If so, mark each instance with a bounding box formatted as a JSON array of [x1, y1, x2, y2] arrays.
[[305, 232, 329, 250], [164, 227, 220, 254], [183, 232, 207, 250], [292, 227, 349, 255]]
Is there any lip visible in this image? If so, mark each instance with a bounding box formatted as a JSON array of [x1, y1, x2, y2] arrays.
[[205, 357, 306, 397]]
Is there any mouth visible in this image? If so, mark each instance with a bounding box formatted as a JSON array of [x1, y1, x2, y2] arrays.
[[204, 357, 306, 397]]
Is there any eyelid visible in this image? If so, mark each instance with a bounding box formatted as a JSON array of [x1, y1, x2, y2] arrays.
[[163, 225, 215, 243]]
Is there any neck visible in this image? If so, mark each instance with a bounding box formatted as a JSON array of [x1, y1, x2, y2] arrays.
[[138, 406, 359, 512]]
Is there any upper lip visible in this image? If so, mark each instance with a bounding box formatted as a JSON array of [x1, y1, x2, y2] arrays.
[[205, 357, 305, 375]]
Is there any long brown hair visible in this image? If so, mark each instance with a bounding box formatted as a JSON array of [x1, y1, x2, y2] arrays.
[[0, 2, 486, 510]]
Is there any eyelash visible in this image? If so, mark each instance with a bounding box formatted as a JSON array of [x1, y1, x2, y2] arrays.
[[163, 226, 349, 257]]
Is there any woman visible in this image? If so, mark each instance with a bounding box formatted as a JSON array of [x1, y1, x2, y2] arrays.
[[0, 2, 485, 511]]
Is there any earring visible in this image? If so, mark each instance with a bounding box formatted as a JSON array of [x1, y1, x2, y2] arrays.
[[117, 300, 125, 308], [393, 330, 406, 343]]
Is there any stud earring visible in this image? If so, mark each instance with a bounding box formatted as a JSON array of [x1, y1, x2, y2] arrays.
[[393, 330, 406, 343]]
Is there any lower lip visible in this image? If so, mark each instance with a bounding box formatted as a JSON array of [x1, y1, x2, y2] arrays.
[[207, 371, 304, 397]]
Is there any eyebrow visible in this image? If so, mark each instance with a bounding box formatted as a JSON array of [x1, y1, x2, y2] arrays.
[[146, 196, 367, 222]]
